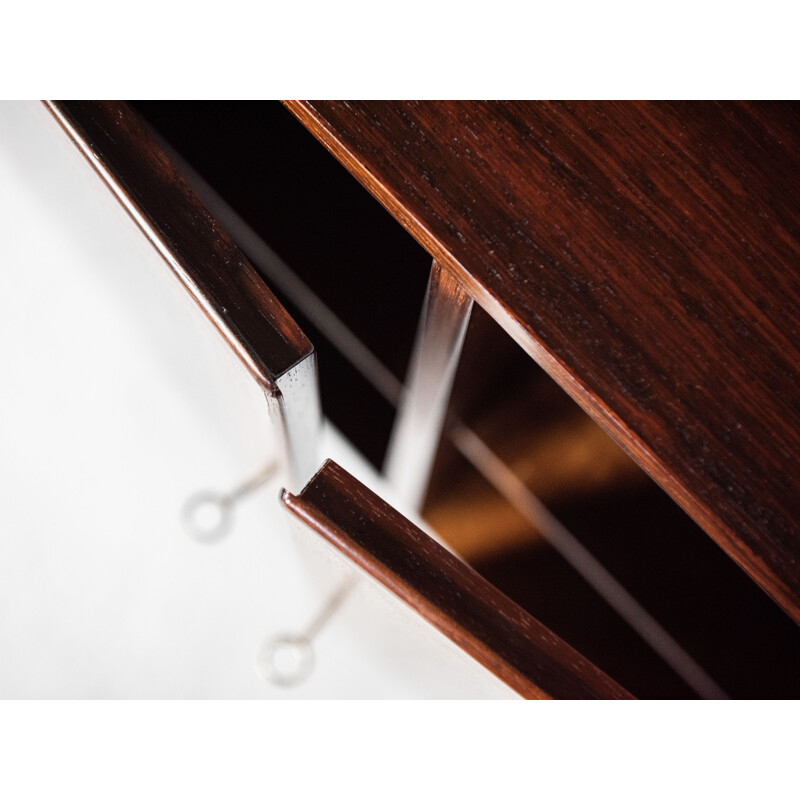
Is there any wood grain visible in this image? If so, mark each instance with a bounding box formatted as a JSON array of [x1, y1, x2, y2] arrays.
[[285, 101, 800, 623], [282, 459, 634, 699], [47, 101, 312, 393]]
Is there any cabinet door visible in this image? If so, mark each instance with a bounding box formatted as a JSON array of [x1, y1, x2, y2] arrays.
[[47, 100, 321, 491], [281, 460, 633, 699]]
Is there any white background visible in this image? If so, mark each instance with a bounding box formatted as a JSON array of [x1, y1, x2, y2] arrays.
[[0, 101, 513, 700]]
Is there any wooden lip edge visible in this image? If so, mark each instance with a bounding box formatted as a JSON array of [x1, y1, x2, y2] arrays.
[[45, 100, 314, 396], [280, 483, 545, 699], [283, 100, 799, 625], [280, 460, 634, 700]]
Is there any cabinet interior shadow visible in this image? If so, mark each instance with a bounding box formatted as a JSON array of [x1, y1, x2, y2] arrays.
[[133, 100, 431, 469]]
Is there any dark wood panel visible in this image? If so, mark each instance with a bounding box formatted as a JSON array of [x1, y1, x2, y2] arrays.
[[286, 101, 800, 623], [282, 460, 633, 699], [47, 101, 312, 392]]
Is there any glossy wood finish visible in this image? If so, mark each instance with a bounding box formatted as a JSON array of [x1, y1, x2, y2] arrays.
[[48, 101, 313, 393], [282, 460, 633, 699], [286, 101, 800, 623]]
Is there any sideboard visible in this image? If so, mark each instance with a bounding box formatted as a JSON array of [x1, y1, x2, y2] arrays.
[[45, 100, 800, 699]]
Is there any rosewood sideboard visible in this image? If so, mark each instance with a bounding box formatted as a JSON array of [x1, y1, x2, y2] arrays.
[[46, 100, 800, 699]]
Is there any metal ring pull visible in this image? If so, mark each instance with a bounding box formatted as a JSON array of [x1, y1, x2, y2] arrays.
[[256, 576, 356, 687], [181, 460, 277, 544], [255, 635, 314, 687]]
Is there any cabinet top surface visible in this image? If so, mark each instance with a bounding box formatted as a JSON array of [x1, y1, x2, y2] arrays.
[[288, 100, 800, 621]]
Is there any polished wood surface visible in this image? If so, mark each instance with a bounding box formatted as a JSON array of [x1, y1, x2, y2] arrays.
[[48, 101, 313, 393], [282, 460, 633, 699], [286, 101, 800, 623]]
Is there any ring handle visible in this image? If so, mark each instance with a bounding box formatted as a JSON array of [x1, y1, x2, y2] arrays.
[[255, 634, 315, 687], [181, 492, 233, 544]]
